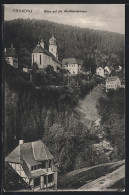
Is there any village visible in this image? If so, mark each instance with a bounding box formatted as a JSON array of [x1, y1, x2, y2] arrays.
[[4, 34, 125, 191], [5, 35, 125, 91]]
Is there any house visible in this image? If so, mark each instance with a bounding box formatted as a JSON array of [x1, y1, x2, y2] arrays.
[[96, 67, 105, 78], [5, 140, 58, 191], [32, 36, 61, 72], [104, 66, 111, 76], [106, 76, 121, 92], [96, 66, 111, 78], [120, 79, 125, 88], [62, 58, 83, 75], [4, 44, 18, 68]]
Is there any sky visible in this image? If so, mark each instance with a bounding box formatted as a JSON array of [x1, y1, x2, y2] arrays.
[[4, 4, 125, 34]]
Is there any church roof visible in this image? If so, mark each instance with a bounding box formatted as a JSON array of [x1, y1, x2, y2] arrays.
[[5, 48, 17, 57], [32, 45, 61, 65], [62, 58, 83, 65], [5, 140, 54, 166], [49, 35, 56, 45], [49, 35, 56, 41]]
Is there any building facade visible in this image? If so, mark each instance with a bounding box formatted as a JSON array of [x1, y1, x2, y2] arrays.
[[106, 76, 121, 91], [96, 66, 111, 78], [4, 44, 18, 68], [96, 67, 105, 78], [62, 58, 83, 75], [5, 140, 58, 191], [32, 36, 61, 72]]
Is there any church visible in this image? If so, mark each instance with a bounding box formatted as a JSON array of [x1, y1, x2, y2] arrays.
[[32, 36, 62, 72]]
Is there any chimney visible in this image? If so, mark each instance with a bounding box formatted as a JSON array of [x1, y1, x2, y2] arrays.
[[19, 140, 24, 145], [40, 39, 44, 48]]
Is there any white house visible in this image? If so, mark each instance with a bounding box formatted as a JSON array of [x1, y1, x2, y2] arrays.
[[4, 44, 18, 68], [62, 58, 83, 75], [5, 140, 58, 191], [106, 76, 121, 92], [104, 66, 111, 75], [96, 66, 111, 78], [96, 67, 105, 78], [32, 36, 61, 72]]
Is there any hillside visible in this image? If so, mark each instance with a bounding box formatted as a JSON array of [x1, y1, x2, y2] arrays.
[[79, 164, 125, 191], [76, 84, 105, 129], [4, 62, 125, 174], [58, 160, 125, 190], [4, 19, 124, 70]]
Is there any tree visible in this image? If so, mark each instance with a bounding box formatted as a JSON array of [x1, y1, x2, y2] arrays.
[[45, 65, 54, 74]]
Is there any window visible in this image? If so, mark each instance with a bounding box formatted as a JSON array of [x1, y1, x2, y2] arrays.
[[34, 177, 40, 187], [31, 166, 36, 171], [31, 165, 41, 171], [40, 55, 42, 65], [48, 174, 53, 183], [51, 48, 53, 51], [33, 55, 34, 63], [44, 176, 47, 185], [41, 161, 46, 169]]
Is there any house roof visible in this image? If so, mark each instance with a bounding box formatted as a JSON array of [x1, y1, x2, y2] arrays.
[[104, 66, 111, 73], [32, 44, 61, 65], [5, 145, 21, 163], [32, 140, 54, 161], [5, 140, 54, 166], [106, 76, 120, 82], [5, 48, 17, 57], [62, 58, 83, 65], [96, 66, 104, 70], [5, 140, 56, 179]]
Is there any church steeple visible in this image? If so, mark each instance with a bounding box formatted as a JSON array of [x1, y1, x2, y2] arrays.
[[49, 35, 58, 59], [49, 35, 56, 45]]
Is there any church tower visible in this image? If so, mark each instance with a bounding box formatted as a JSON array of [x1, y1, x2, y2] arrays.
[[49, 35, 58, 59]]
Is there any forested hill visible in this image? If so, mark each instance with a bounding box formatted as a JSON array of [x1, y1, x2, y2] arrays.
[[4, 19, 124, 66]]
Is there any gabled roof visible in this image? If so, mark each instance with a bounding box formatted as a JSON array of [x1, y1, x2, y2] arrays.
[[32, 45, 62, 65], [5, 140, 54, 166], [5, 48, 17, 57], [32, 140, 54, 161], [96, 66, 104, 70], [62, 58, 83, 65], [106, 76, 120, 82], [5, 145, 21, 163]]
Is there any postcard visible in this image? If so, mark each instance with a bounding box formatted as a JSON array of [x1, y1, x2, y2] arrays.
[[3, 4, 125, 192]]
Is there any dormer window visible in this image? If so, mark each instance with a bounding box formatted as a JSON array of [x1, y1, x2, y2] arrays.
[[31, 164, 41, 171], [41, 161, 46, 169]]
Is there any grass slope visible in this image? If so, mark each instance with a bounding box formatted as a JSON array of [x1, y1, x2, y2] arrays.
[[79, 164, 125, 191], [58, 160, 125, 190]]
